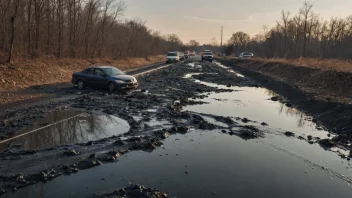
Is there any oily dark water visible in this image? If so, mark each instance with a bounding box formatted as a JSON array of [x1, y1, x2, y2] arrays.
[[0, 111, 129, 152], [4, 131, 351, 198]]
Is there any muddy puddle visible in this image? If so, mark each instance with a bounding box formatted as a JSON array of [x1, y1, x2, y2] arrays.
[[5, 131, 351, 198], [183, 65, 352, 178], [0, 111, 130, 151]]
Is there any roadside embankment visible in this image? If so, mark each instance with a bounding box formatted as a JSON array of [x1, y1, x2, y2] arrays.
[[218, 57, 352, 101], [0, 56, 164, 104], [216, 57, 352, 146]]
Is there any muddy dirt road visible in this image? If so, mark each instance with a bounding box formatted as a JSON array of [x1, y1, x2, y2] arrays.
[[0, 56, 351, 197]]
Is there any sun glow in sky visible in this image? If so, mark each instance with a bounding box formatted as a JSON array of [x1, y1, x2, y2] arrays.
[[124, 0, 352, 44]]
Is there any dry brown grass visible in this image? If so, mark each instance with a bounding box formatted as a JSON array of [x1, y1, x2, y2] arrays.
[[0, 55, 164, 91], [250, 57, 352, 72]]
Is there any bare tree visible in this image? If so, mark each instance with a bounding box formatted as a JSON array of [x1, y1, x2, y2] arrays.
[[7, 0, 21, 63], [301, 1, 314, 57]]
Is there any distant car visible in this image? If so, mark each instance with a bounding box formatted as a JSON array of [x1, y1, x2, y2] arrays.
[[184, 51, 191, 58], [166, 52, 180, 63], [179, 52, 185, 60], [72, 66, 138, 92], [202, 52, 213, 62], [191, 51, 196, 56], [239, 52, 254, 59]]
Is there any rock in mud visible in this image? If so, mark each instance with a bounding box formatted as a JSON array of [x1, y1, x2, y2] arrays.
[[89, 154, 97, 159], [284, 131, 295, 137], [114, 139, 124, 146], [285, 103, 293, 107], [144, 138, 163, 150], [77, 160, 102, 169], [154, 130, 169, 139], [261, 122, 268, 126], [221, 130, 227, 133], [170, 126, 189, 134], [93, 184, 168, 198], [271, 96, 278, 101], [215, 116, 235, 124], [307, 135, 313, 141], [298, 136, 305, 140], [63, 149, 79, 156], [108, 150, 121, 158], [319, 139, 336, 148], [238, 126, 264, 140], [241, 118, 249, 123]]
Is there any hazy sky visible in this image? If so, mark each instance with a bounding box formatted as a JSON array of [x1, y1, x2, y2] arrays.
[[124, 0, 352, 44]]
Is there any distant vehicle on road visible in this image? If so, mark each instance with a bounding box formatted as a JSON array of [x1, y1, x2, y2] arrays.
[[202, 51, 213, 62], [239, 52, 254, 59], [191, 51, 196, 56], [179, 52, 185, 60], [184, 51, 191, 58], [166, 52, 180, 63], [72, 66, 138, 92]]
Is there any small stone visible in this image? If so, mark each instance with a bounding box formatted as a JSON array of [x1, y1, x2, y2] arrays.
[[327, 134, 331, 137], [226, 84, 231, 87], [221, 130, 227, 133], [284, 131, 295, 137], [305, 171, 308, 173], [241, 118, 249, 123], [101, 178, 105, 181], [307, 135, 313, 140], [285, 103, 292, 107], [312, 119, 318, 123], [271, 96, 278, 101], [89, 154, 97, 159], [185, 171, 189, 174], [261, 122, 268, 126]]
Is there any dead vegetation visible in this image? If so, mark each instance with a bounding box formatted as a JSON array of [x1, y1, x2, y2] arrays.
[[251, 57, 352, 72], [0, 55, 164, 91]]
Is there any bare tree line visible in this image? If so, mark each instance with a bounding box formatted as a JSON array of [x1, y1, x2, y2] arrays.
[[224, 1, 352, 59], [0, 0, 183, 63]]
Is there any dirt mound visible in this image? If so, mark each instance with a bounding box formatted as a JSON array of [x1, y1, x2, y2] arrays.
[[230, 58, 352, 100]]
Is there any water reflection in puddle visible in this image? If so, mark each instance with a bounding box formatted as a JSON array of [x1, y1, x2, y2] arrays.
[[213, 61, 245, 77], [185, 74, 327, 138], [0, 111, 130, 151], [6, 131, 351, 198]]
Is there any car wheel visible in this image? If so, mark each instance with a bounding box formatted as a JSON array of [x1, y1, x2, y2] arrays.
[[108, 82, 115, 93], [77, 80, 85, 89]]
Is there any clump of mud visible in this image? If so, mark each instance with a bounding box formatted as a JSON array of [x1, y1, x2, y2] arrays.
[[93, 184, 169, 198]]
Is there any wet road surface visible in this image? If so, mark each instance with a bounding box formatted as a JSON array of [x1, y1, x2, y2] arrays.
[[5, 131, 351, 198], [1, 56, 351, 197]]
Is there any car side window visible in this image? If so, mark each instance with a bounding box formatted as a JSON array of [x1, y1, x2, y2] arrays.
[[94, 69, 106, 76], [84, 68, 95, 74]]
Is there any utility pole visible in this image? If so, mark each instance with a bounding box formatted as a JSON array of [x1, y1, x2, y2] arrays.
[[221, 26, 223, 48]]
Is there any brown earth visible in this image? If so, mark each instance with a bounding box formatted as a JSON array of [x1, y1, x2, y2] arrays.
[[220, 57, 352, 102], [0, 56, 165, 105]]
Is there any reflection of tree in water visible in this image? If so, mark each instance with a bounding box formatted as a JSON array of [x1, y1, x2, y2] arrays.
[[277, 103, 305, 127], [1, 112, 125, 151], [263, 89, 306, 127]]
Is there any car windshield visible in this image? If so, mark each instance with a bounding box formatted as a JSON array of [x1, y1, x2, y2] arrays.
[[184, 52, 188, 54], [101, 67, 124, 76], [204, 53, 212, 55], [167, 52, 177, 56]]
